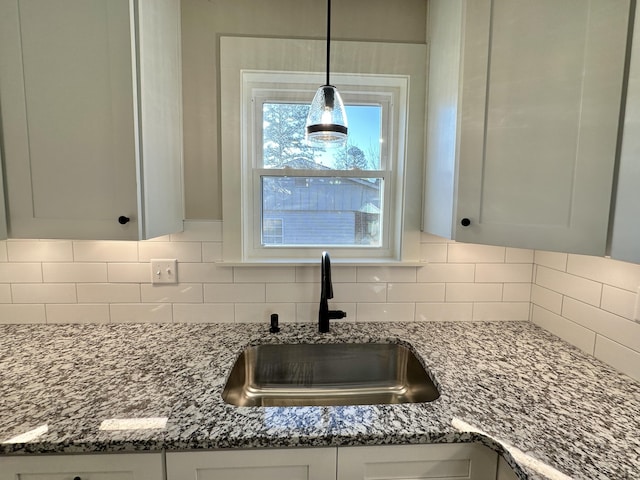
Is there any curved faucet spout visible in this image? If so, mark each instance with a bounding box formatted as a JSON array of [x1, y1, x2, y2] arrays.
[[321, 251, 333, 301], [319, 251, 346, 333]]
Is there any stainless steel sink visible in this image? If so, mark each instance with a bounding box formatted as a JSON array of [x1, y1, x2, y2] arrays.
[[222, 343, 440, 407]]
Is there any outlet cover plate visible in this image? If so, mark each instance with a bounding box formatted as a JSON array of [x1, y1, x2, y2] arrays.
[[151, 259, 178, 284]]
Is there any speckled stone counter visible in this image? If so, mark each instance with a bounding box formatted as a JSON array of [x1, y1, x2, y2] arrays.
[[0, 321, 638, 479]]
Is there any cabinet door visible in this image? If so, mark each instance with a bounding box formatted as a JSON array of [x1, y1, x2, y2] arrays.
[[458, 0, 630, 255], [166, 448, 337, 480], [425, 0, 630, 256], [0, 0, 183, 240], [337, 444, 497, 480], [611, 3, 640, 264], [0, 453, 163, 480], [0, 0, 140, 240]]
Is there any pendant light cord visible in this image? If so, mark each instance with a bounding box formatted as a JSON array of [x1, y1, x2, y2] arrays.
[[326, 0, 331, 86]]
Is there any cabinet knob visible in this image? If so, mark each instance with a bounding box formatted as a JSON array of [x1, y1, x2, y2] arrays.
[[118, 216, 130, 225], [460, 218, 471, 227], [73, 477, 81, 480]]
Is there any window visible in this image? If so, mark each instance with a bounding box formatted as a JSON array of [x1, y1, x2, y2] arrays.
[[260, 103, 383, 248], [246, 72, 404, 260], [220, 37, 426, 263]]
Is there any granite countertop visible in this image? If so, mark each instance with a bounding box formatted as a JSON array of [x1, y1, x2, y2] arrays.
[[0, 321, 638, 479]]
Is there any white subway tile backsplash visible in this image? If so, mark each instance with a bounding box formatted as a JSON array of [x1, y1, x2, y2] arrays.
[[567, 254, 640, 292], [73, 241, 138, 262], [473, 302, 529, 321], [0, 285, 12, 303], [447, 243, 505, 263], [43, 263, 107, 283], [506, 247, 534, 263], [561, 297, 640, 353], [475, 264, 533, 283], [356, 302, 415, 322], [387, 283, 444, 302], [138, 241, 202, 262], [8, 240, 73, 262], [293, 303, 318, 323], [446, 283, 502, 302], [77, 284, 140, 303], [594, 336, 640, 382], [0, 243, 7, 262], [141, 284, 203, 303], [601, 285, 637, 320], [0, 304, 46, 323], [502, 283, 531, 302], [356, 266, 417, 283], [234, 266, 295, 283], [173, 303, 234, 323], [109, 303, 172, 323], [535, 266, 602, 306], [531, 305, 595, 355], [0, 263, 42, 283], [416, 263, 475, 283], [202, 242, 223, 262], [531, 284, 563, 314], [107, 263, 150, 283], [205, 283, 265, 303], [415, 302, 473, 322], [178, 263, 233, 283], [266, 282, 316, 303], [296, 302, 355, 323], [234, 303, 296, 324], [45, 304, 110, 324], [419, 243, 448, 262], [534, 250, 567, 271], [295, 266, 356, 283], [332, 283, 387, 303], [12, 284, 77, 304]]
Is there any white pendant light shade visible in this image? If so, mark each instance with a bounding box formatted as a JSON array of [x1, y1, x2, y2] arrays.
[[306, 85, 348, 145]]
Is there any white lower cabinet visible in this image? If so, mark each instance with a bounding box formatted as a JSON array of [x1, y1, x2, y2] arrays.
[[165, 448, 337, 480], [166, 444, 498, 480], [0, 453, 163, 480], [337, 444, 497, 480], [0, 444, 502, 480]]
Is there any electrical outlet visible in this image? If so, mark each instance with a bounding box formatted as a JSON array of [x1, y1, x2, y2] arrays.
[[634, 286, 640, 322], [151, 259, 178, 284]]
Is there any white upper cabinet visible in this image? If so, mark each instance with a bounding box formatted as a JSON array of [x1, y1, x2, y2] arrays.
[[424, 0, 631, 256], [0, 0, 183, 240], [611, 4, 640, 264]]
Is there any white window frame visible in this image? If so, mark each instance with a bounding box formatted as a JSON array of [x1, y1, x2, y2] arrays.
[[220, 37, 426, 264], [245, 72, 405, 260]]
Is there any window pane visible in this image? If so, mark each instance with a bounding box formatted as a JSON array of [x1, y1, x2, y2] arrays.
[[262, 103, 382, 170], [262, 176, 382, 246]]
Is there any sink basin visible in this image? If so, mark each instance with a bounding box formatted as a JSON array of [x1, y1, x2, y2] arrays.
[[222, 343, 440, 407]]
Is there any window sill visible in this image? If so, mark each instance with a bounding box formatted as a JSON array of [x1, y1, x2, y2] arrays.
[[215, 260, 427, 267]]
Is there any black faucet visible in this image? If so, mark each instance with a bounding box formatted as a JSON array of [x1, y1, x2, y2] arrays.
[[319, 251, 346, 333]]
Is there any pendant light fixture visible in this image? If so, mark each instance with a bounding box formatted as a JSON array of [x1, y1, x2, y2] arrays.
[[305, 0, 348, 145]]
